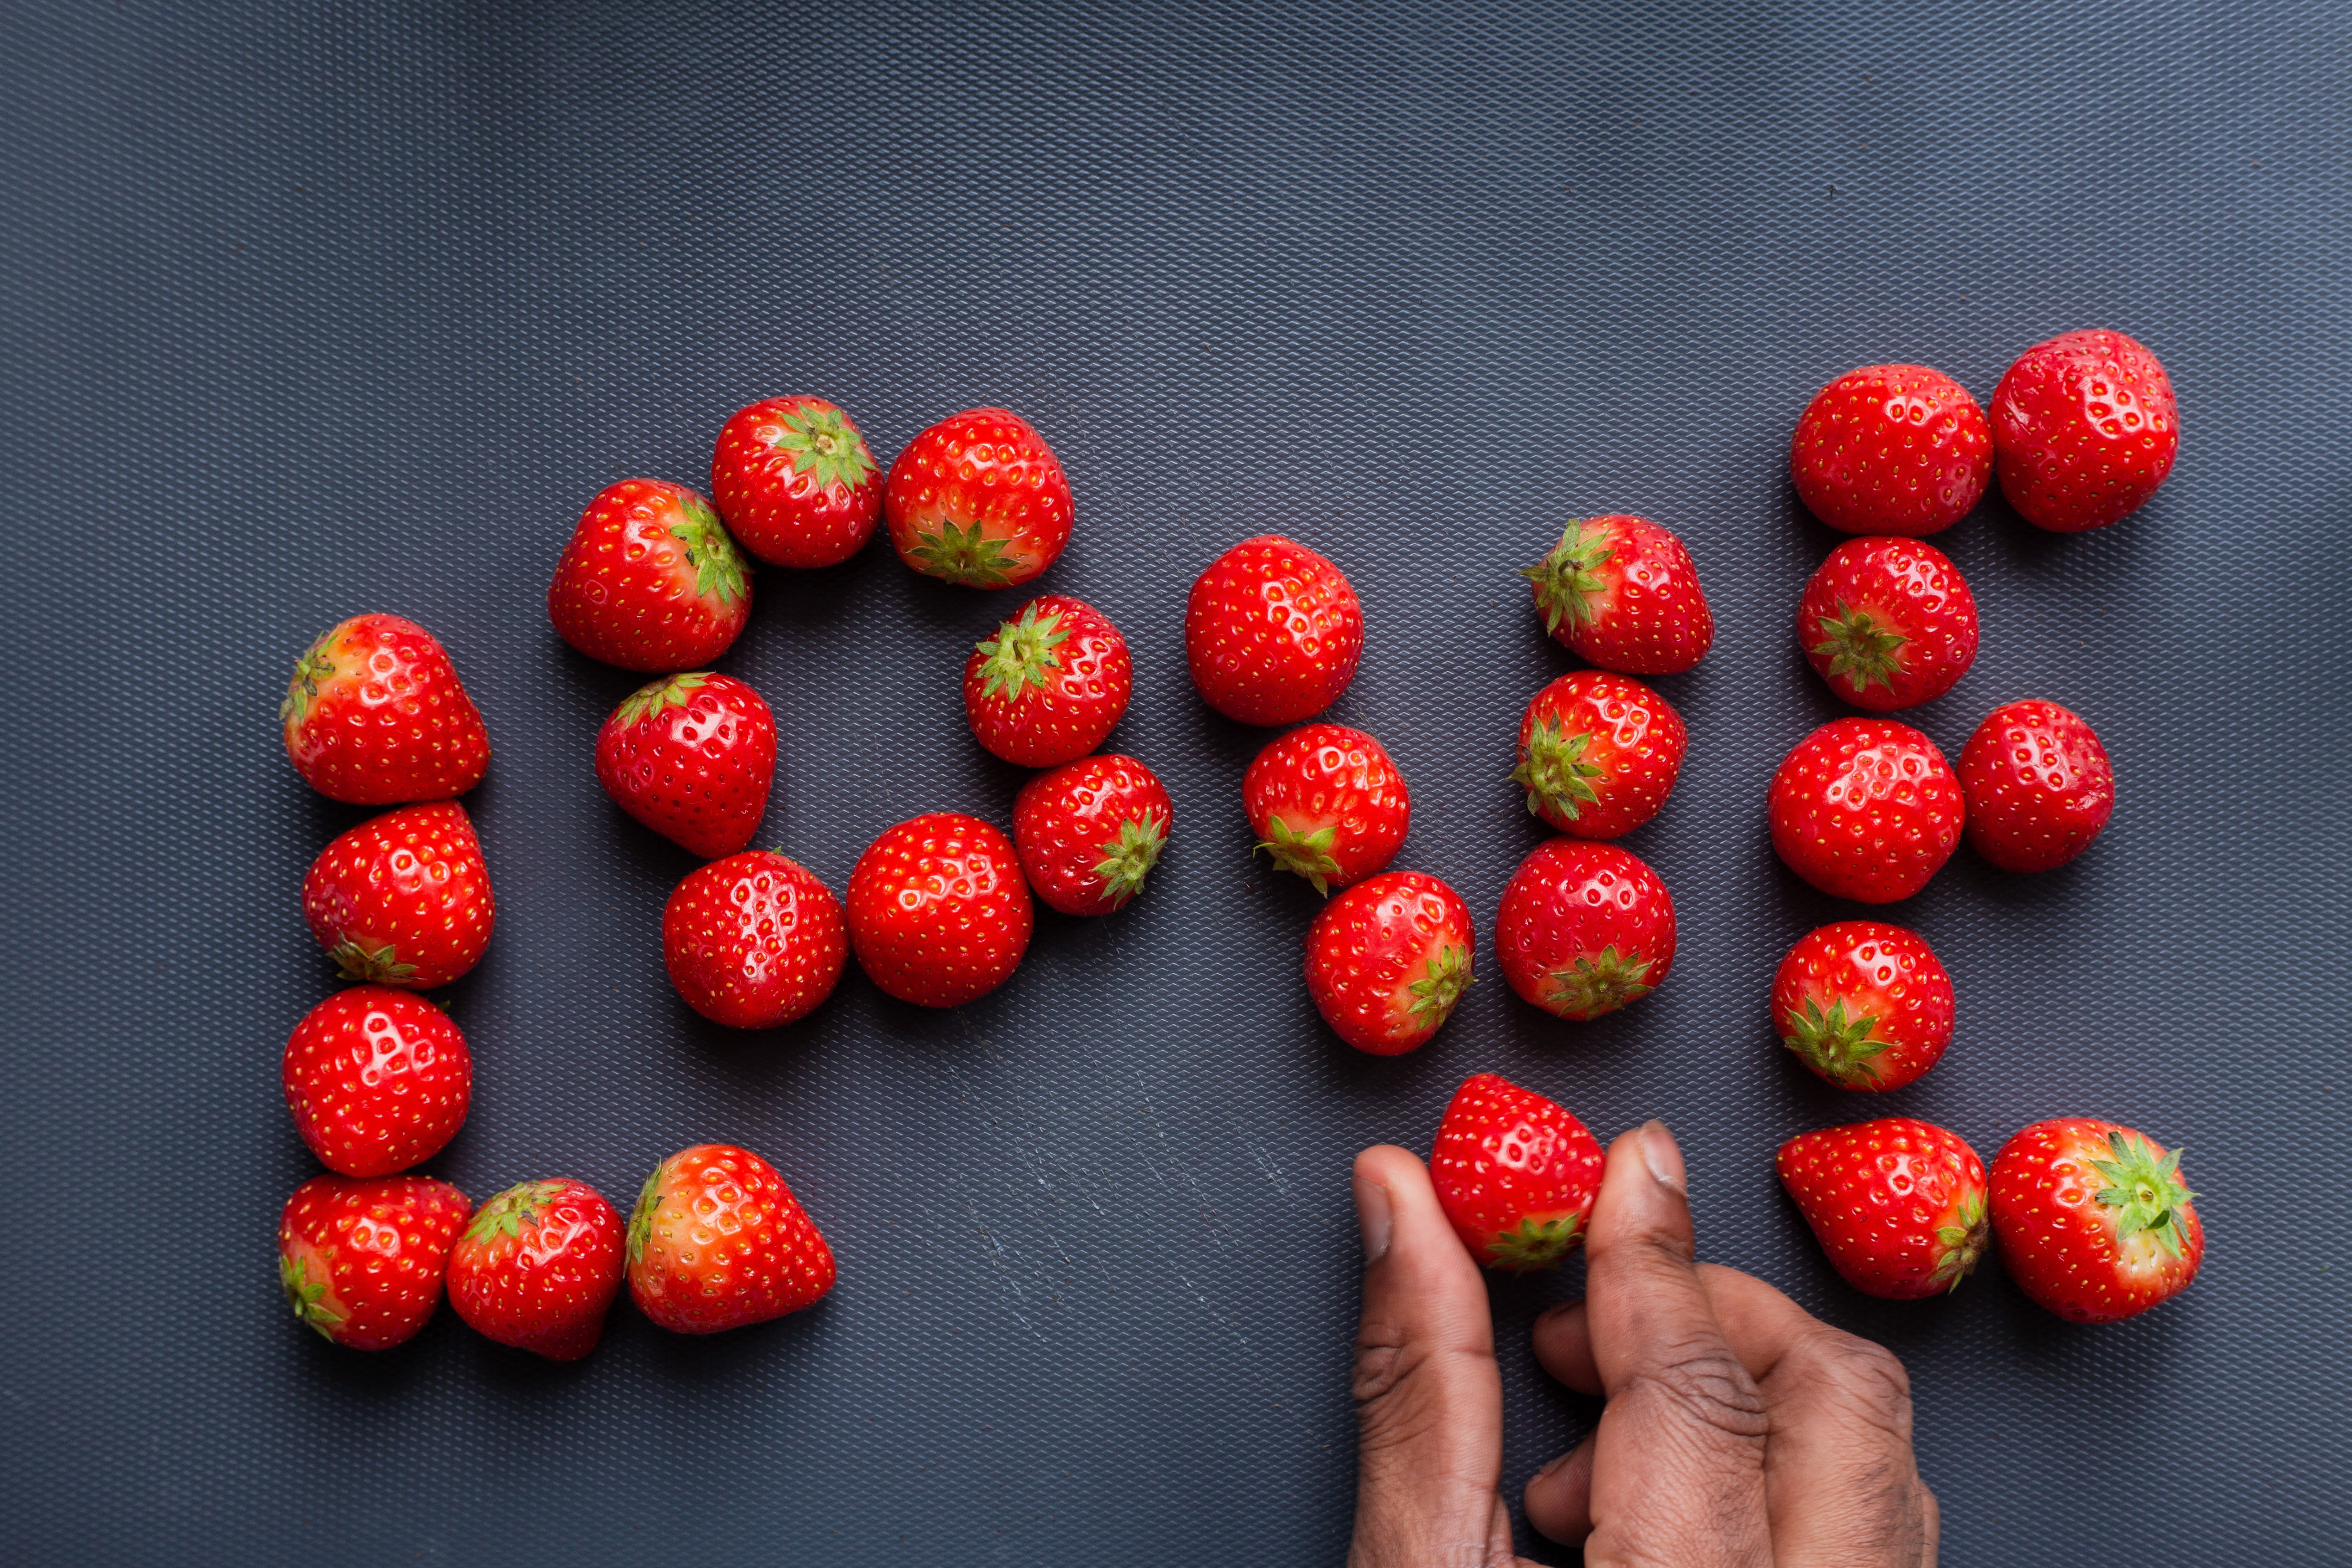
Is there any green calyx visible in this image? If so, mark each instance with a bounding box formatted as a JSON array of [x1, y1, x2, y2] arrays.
[[1546, 944, 1654, 1018], [329, 938, 417, 986], [279, 1254, 343, 1339], [973, 601, 1070, 702], [2089, 1132, 2199, 1258], [1512, 717, 1604, 823], [1929, 1189, 1989, 1292], [1810, 602, 1909, 693], [766, 402, 874, 491], [626, 1165, 666, 1265], [1520, 518, 1616, 637], [279, 626, 340, 725], [616, 671, 711, 728], [1407, 943, 1474, 1031], [1486, 1213, 1586, 1272], [1091, 814, 1168, 908], [1256, 815, 1344, 896], [1780, 996, 1891, 1087], [910, 518, 1021, 587], [668, 496, 750, 606], [465, 1180, 567, 1246]]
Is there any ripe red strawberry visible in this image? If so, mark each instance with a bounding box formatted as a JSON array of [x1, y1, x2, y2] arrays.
[[1991, 330, 2180, 532], [1770, 922, 1954, 1091], [1959, 699, 2116, 872], [662, 850, 847, 1029], [595, 671, 776, 858], [1511, 670, 1687, 839], [626, 1144, 836, 1333], [1011, 753, 1173, 916], [1768, 718, 1963, 903], [1495, 839, 1676, 1020], [546, 478, 751, 671], [1797, 537, 1980, 711], [846, 813, 1033, 1007], [1429, 1073, 1606, 1271], [710, 395, 880, 567], [1776, 1119, 1989, 1299], [1184, 535, 1363, 726], [281, 613, 490, 805], [1789, 364, 1992, 536], [447, 1179, 626, 1360], [1991, 1118, 2204, 1323], [278, 1173, 470, 1351], [1243, 724, 1409, 895], [282, 986, 472, 1176], [1522, 514, 1713, 675], [963, 595, 1133, 768], [302, 800, 496, 988], [1304, 871, 1473, 1055], [883, 407, 1072, 587]]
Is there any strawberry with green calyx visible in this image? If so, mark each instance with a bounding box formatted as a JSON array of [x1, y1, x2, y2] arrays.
[[282, 986, 472, 1176], [710, 395, 880, 568], [627, 1145, 836, 1334], [1991, 330, 2179, 533], [1991, 1118, 2204, 1323], [663, 850, 847, 1029], [1769, 718, 1963, 903], [1012, 754, 1173, 916], [278, 1173, 471, 1350], [1496, 838, 1676, 1021], [884, 407, 1072, 587], [1511, 670, 1687, 839], [964, 595, 1133, 768], [1777, 1118, 1990, 1299], [1522, 514, 1713, 675], [1959, 698, 2115, 872], [302, 800, 496, 989], [1242, 724, 1409, 895], [280, 612, 490, 805], [1184, 535, 1364, 726], [447, 1179, 626, 1360], [1429, 1073, 1606, 1271], [1770, 921, 1954, 1091], [547, 478, 751, 672], [1797, 537, 1979, 711], [1304, 871, 1473, 1055], [1789, 364, 1992, 537], [595, 670, 776, 859], [847, 813, 1032, 1007]]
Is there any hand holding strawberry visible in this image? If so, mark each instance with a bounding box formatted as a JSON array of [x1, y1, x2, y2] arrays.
[[595, 671, 777, 859], [1777, 1118, 1988, 1298], [281, 613, 490, 805], [447, 1179, 626, 1360]]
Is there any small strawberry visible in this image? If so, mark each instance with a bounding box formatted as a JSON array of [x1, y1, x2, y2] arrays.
[[1522, 514, 1713, 675], [1776, 1118, 1990, 1299], [1959, 699, 2115, 873], [883, 407, 1072, 587], [282, 986, 472, 1177], [1184, 535, 1363, 726], [1770, 922, 1954, 1091], [278, 1173, 470, 1351], [1797, 537, 1980, 711], [447, 1179, 626, 1360], [1991, 330, 2180, 533], [1495, 839, 1676, 1020], [1768, 718, 1963, 904], [1789, 364, 1992, 537], [1429, 1073, 1606, 1271], [302, 800, 496, 988], [846, 813, 1033, 1007], [1991, 1118, 2204, 1323], [1303, 870, 1473, 1055], [710, 395, 881, 567], [546, 478, 751, 672], [1511, 670, 1687, 839], [662, 850, 847, 1029], [963, 595, 1133, 768], [1011, 753, 1173, 916], [626, 1144, 836, 1334], [1243, 723, 1409, 895], [595, 671, 776, 859], [280, 612, 490, 805]]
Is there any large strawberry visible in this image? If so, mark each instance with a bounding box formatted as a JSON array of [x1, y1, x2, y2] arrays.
[[1991, 330, 2180, 532], [963, 595, 1132, 768], [1521, 514, 1713, 675], [1304, 870, 1473, 1055], [281, 612, 490, 805], [1797, 537, 1979, 711], [546, 478, 751, 671], [1511, 670, 1687, 839], [710, 395, 880, 567], [282, 986, 471, 1176], [1429, 1073, 1606, 1271], [1184, 535, 1363, 726], [1789, 364, 1992, 536], [846, 813, 1032, 1007], [626, 1144, 836, 1333], [278, 1173, 470, 1351], [1496, 839, 1676, 1021], [1243, 723, 1409, 895], [1768, 718, 1963, 903], [1991, 1118, 2203, 1323], [662, 850, 847, 1029], [883, 407, 1072, 587], [1770, 922, 1954, 1091], [1959, 699, 2115, 872], [447, 1179, 626, 1360], [1011, 753, 1173, 916], [1776, 1118, 1989, 1299], [302, 800, 496, 988], [595, 671, 776, 859]]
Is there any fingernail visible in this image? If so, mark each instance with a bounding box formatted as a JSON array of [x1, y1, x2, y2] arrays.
[[1353, 1176, 1393, 1265], [1638, 1119, 1686, 1194]]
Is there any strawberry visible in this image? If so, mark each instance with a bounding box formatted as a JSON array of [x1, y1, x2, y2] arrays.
[[1303, 870, 1473, 1055], [1776, 1118, 1989, 1299], [280, 613, 490, 805], [278, 1173, 470, 1351], [1789, 364, 1992, 537], [546, 478, 751, 671], [595, 671, 776, 859], [1429, 1073, 1606, 1271], [626, 1144, 836, 1333], [883, 407, 1072, 587], [1770, 922, 1954, 1091], [282, 986, 472, 1177], [1768, 718, 1963, 904], [1959, 698, 2115, 873], [1184, 535, 1363, 726], [963, 595, 1133, 768], [302, 800, 496, 989], [662, 850, 847, 1029], [1797, 537, 1980, 712], [447, 1179, 626, 1360], [1011, 753, 1173, 916], [1243, 723, 1409, 895], [1991, 330, 2180, 533], [710, 395, 881, 567], [1511, 670, 1687, 839], [1991, 1118, 2204, 1323], [846, 813, 1033, 1007], [1522, 514, 1713, 675], [1495, 838, 1676, 1020]]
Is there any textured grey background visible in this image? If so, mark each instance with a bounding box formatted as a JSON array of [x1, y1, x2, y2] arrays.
[[3, 2, 2346, 1564]]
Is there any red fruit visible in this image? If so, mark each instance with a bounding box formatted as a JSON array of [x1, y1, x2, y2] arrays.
[[1959, 699, 2116, 873], [1991, 330, 2180, 532], [282, 986, 472, 1177], [1184, 535, 1363, 726], [846, 813, 1033, 1007], [546, 478, 751, 672], [1768, 719, 1963, 904], [626, 1144, 836, 1333], [709, 395, 881, 567], [882, 407, 1072, 587], [1522, 514, 1713, 675], [963, 595, 1133, 768], [1797, 537, 1980, 711], [1304, 871, 1474, 1055], [1776, 1119, 1990, 1300], [1770, 922, 1955, 1091], [1511, 671, 1687, 839], [278, 1173, 470, 1351], [1991, 1118, 2204, 1323], [302, 800, 496, 989], [1789, 364, 1992, 537], [447, 1179, 627, 1360], [1243, 724, 1409, 895], [662, 850, 847, 1029], [1429, 1073, 1606, 1271], [595, 671, 776, 858], [1011, 753, 1173, 916], [1495, 839, 1676, 1020], [281, 613, 490, 805]]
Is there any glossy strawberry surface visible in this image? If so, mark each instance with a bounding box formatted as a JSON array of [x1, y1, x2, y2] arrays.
[[546, 478, 751, 671], [662, 850, 847, 1029], [1012, 753, 1172, 916], [1797, 537, 1979, 711], [1495, 838, 1676, 1020], [278, 1173, 470, 1351], [1184, 535, 1363, 726], [595, 671, 776, 859], [710, 395, 881, 567], [1767, 718, 1962, 903], [1991, 330, 2179, 532], [1790, 363, 1992, 536], [1304, 870, 1473, 1055], [1243, 723, 1409, 895], [1991, 1118, 2203, 1323], [281, 612, 490, 805], [846, 813, 1033, 1007], [883, 407, 1072, 587], [302, 800, 496, 989], [1511, 670, 1686, 838], [282, 985, 471, 1176], [1522, 514, 1712, 674], [1959, 699, 2115, 872], [963, 595, 1132, 768], [448, 1179, 626, 1360], [627, 1144, 836, 1334], [1770, 921, 1954, 1091], [1429, 1073, 1606, 1271], [1777, 1118, 1989, 1299]]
